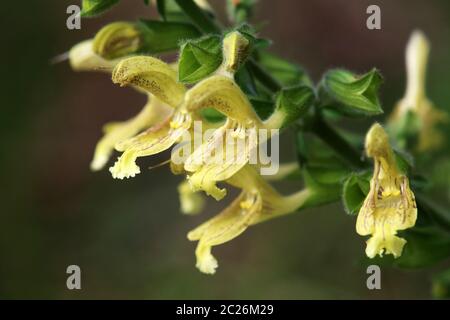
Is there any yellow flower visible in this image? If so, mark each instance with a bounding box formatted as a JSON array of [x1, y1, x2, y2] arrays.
[[181, 32, 296, 200], [92, 22, 141, 60], [389, 30, 448, 152], [182, 74, 261, 200], [69, 39, 120, 72], [108, 31, 294, 183], [356, 123, 417, 258], [182, 74, 295, 199], [90, 94, 172, 171], [110, 111, 192, 179], [108, 31, 249, 180], [69, 40, 174, 171], [178, 179, 205, 215], [188, 165, 312, 274], [108, 56, 188, 179], [111, 56, 186, 107]]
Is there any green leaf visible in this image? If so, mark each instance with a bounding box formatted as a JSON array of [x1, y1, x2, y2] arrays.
[[235, 65, 258, 96], [258, 51, 311, 87], [178, 35, 222, 84], [249, 97, 274, 121], [319, 68, 383, 116], [305, 164, 350, 187], [393, 226, 450, 268], [296, 130, 351, 168], [296, 132, 352, 207], [138, 20, 201, 54], [275, 85, 315, 127], [393, 148, 414, 173], [295, 131, 308, 165], [383, 194, 450, 268], [302, 164, 348, 208], [342, 171, 371, 215], [80, 0, 120, 17]]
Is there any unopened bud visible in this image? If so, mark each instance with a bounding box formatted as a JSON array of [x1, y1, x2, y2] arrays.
[[93, 22, 141, 60]]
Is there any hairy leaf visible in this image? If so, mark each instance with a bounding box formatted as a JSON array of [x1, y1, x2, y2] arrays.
[[81, 0, 120, 17], [178, 35, 222, 84], [138, 20, 200, 53], [342, 171, 371, 215], [319, 68, 383, 116]]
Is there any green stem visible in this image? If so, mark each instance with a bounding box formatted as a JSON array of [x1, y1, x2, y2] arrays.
[[174, 0, 221, 34], [311, 115, 366, 169]]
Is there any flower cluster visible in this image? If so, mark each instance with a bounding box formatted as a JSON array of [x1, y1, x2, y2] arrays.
[[70, 30, 317, 274], [68, 0, 449, 283]]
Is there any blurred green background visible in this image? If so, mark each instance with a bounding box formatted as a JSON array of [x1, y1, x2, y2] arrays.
[[1, 0, 449, 299]]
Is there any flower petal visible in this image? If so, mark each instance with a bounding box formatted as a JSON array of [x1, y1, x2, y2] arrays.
[[110, 112, 191, 179], [188, 192, 261, 274], [69, 39, 119, 72], [183, 75, 261, 124], [185, 120, 258, 200], [90, 95, 171, 171], [112, 56, 186, 107], [178, 180, 205, 215]]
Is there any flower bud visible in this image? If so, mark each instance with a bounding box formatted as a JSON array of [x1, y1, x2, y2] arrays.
[[93, 22, 141, 60], [69, 39, 118, 72], [220, 31, 250, 74]]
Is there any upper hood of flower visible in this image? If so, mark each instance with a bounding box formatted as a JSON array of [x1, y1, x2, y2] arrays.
[[112, 56, 186, 108]]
